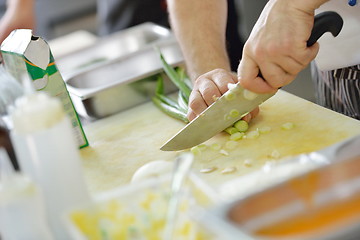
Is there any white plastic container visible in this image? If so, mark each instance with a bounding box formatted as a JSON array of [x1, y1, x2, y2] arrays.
[[10, 92, 90, 240], [0, 148, 54, 240]]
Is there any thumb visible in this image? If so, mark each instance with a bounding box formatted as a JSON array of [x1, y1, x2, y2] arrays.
[[237, 56, 276, 93]]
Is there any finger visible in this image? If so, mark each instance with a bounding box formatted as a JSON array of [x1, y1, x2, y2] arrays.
[[241, 107, 259, 123], [296, 42, 320, 65], [237, 56, 276, 93], [187, 110, 197, 122], [210, 69, 237, 94], [188, 90, 208, 116], [258, 62, 296, 89], [241, 113, 252, 123], [197, 78, 222, 106]]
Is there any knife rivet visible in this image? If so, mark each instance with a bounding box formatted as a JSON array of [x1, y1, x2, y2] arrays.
[[348, 0, 357, 6]]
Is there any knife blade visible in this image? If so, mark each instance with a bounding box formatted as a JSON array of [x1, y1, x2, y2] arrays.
[[161, 11, 343, 151]]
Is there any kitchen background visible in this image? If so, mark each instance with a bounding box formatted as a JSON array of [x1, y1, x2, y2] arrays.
[[0, 0, 315, 102]]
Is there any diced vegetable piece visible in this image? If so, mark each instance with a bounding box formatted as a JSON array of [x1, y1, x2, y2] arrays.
[[225, 140, 238, 150], [243, 89, 258, 100], [225, 127, 239, 135], [243, 159, 253, 167], [200, 167, 217, 174], [281, 122, 295, 130], [258, 126, 272, 134], [234, 120, 249, 132], [229, 109, 240, 118], [210, 143, 221, 151], [221, 167, 237, 174], [227, 83, 237, 90], [229, 132, 244, 141], [197, 144, 207, 151], [190, 146, 202, 155], [269, 150, 281, 159], [245, 130, 260, 139], [219, 149, 229, 156]]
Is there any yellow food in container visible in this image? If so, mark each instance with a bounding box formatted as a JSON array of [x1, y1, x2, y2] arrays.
[[66, 174, 218, 240]]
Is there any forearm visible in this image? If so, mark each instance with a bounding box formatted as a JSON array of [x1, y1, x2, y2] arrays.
[[0, 0, 35, 44], [6, 0, 34, 15], [167, 0, 230, 81]]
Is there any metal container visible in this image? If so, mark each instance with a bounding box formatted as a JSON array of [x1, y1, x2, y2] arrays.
[[198, 135, 360, 240], [56, 23, 184, 119]]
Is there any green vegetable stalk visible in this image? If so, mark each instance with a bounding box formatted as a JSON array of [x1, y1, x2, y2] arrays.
[[151, 49, 192, 123]]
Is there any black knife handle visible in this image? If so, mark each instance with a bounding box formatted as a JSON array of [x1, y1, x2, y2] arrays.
[[258, 11, 343, 80], [307, 11, 343, 46]]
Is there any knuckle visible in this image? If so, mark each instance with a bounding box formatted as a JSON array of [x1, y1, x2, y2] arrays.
[[189, 98, 203, 112]]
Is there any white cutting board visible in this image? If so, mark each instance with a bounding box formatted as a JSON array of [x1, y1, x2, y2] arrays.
[[79, 90, 360, 195]]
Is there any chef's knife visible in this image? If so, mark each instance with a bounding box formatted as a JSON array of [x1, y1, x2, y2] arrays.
[[161, 11, 343, 151]]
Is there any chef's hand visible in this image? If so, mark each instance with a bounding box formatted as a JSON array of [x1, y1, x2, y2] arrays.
[[187, 68, 259, 122], [237, 0, 321, 93], [0, 0, 35, 45]]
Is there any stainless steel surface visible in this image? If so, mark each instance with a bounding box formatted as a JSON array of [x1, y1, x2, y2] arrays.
[[161, 84, 274, 151], [56, 23, 184, 119], [200, 135, 360, 240]]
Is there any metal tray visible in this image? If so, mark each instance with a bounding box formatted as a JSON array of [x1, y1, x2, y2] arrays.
[[56, 23, 184, 119], [197, 135, 360, 240]]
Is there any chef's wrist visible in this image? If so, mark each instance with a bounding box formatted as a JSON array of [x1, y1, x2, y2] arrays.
[[291, 0, 330, 13]]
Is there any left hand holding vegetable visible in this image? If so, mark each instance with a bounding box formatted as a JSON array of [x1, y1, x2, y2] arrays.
[[187, 68, 259, 122]]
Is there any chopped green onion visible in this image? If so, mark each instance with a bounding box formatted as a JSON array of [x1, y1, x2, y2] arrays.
[[227, 83, 237, 90], [258, 126, 272, 134], [191, 146, 202, 155], [200, 167, 217, 173], [219, 149, 229, 156], [227, 83, 241, 93], [281, 122, 295, 130], [269, 150, 281, 159], [225, 127, 239, 135], [197, 144, 207, 151], [243, 159, 253, 167], [221, 167, 237, 174], [245, 130, 260, 139], [234, 120, 249, 132], [210, 143, 221, 151], [230, 132, 244, 141], [225, 140, 238, 150]]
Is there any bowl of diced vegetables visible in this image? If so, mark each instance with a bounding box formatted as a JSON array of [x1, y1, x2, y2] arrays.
[[65, 172, 220, 240]]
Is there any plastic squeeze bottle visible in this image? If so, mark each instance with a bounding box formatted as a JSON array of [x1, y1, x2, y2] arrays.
[[0, 148, 54, 240], [9, 91, 90, 240]]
